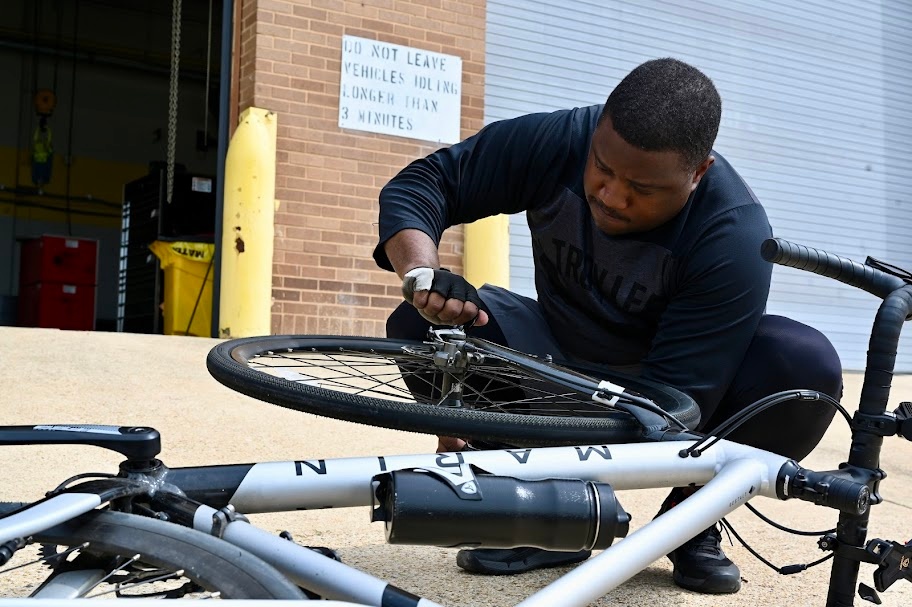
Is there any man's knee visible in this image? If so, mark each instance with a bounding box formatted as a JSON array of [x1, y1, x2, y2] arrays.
[[711, 315, 843, 461], [752, 315, 843, 397], [386, 302, 428, 341]]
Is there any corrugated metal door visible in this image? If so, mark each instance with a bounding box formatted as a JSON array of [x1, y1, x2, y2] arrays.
[[486, 0, 912, 371]]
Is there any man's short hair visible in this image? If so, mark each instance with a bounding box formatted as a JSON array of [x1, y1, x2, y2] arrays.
[[598, 58, 721, 170]]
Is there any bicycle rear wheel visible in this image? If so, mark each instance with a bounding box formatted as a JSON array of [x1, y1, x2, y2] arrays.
[[0, 508, 304, 599], [207, 335, 700, 445]]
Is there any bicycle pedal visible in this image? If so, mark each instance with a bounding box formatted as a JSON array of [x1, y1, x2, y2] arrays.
[[278, 531, 341, 562], [307, 546, 342, 562], [0, 538, 26, 566]]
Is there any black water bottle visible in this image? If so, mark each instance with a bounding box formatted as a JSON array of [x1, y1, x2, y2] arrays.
[[371, 470, 630, 550]]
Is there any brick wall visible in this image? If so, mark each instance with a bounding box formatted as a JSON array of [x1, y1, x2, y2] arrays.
[[234, 0, 486, 336]]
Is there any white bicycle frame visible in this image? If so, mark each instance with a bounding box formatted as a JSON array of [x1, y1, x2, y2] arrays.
[[0, 438, 789, 606]]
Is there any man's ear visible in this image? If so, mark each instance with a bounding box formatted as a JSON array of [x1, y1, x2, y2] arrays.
[[689, 155, 715, 192]]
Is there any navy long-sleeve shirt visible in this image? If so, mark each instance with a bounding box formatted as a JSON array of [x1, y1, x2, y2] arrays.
[[374, 105, 773, 419]]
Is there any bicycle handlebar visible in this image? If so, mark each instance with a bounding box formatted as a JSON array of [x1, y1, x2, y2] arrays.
[[762, 238, 912, 606], [762, 237, 912, 420], [760, 238, 907, 299]]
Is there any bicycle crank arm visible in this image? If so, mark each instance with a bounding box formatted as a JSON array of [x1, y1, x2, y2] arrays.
[[0, 425, 161, 460]]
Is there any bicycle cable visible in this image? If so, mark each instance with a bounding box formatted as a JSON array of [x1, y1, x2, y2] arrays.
[[680, 390, 852, 458], [719, 516, 835, 575], [743, 502, 835, 536], [50, 472, 118, 494]]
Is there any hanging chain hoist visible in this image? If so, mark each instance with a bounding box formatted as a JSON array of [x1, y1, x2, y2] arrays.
[[166, 0, 183, 204]]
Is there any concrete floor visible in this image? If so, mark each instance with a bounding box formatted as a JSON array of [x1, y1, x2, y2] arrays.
[[0, 326, 910, 605]]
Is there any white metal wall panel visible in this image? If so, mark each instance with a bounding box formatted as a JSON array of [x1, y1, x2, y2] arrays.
[[486, 0, 912, 371]]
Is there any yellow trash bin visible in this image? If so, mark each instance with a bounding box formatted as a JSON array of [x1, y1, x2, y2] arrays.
[[149, 240, 215, 337]]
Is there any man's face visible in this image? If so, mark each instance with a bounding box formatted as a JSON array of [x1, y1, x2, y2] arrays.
[[583, 117, 714, 235]]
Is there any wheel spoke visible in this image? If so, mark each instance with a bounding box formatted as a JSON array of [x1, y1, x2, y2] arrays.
[[82, 553, 140, 594]]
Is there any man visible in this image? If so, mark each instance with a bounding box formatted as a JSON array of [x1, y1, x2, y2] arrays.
[[372, 58, 842, 594]]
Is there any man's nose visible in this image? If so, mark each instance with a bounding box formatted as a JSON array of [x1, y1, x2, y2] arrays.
[[599, 180, 630, 209]]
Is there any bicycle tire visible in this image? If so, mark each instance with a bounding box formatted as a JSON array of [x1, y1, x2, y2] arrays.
[[5, 507, 304, 599], [207, 335, 701, 445]]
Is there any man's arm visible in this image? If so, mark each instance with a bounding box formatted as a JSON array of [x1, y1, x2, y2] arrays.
[[373, 107, 587, 271], [383, 228, 439, 280], [375, 108, 587, 325]]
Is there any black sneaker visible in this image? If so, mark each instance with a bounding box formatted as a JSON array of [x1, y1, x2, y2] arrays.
[[657, 488, 741, 594], [455, 547, 591, 575], [668, 525, 741, 594]]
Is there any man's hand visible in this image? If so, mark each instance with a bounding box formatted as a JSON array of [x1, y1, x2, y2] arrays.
[[402, 267, 489, 327], [436, 436, 467, 453]]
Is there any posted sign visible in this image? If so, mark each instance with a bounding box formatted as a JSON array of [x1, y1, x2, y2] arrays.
[[338, 36, 462, 144]]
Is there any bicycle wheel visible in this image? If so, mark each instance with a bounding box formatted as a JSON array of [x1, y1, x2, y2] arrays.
[[0, 508, 304, 599], [207, 335, 701, 445]]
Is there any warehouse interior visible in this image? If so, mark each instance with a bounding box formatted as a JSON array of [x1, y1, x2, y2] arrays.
[[0, 0, 226, 333]]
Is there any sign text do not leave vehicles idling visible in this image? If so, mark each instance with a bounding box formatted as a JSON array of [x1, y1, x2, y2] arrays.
[[338, 35, 463, 144]]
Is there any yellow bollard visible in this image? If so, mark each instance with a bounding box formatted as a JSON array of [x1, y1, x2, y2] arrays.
[[219, 107, 278, 338], [463, 214, 510, 290]]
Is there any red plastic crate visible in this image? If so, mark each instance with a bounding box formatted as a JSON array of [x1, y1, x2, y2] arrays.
[[19, 236, 98, 287], [17, 282, 96, 331]]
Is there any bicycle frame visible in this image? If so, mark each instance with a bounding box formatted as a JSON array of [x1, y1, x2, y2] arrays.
[[185, 439, 786, 606]]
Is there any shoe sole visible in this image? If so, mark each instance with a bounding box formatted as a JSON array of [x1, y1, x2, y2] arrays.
[[456, 550, 591, 575], [673, 571, 742, 594], [668, 548, 741, 595]]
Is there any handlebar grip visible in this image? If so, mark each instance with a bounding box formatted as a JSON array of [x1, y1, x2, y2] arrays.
[[761, 238, 905, 299]]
